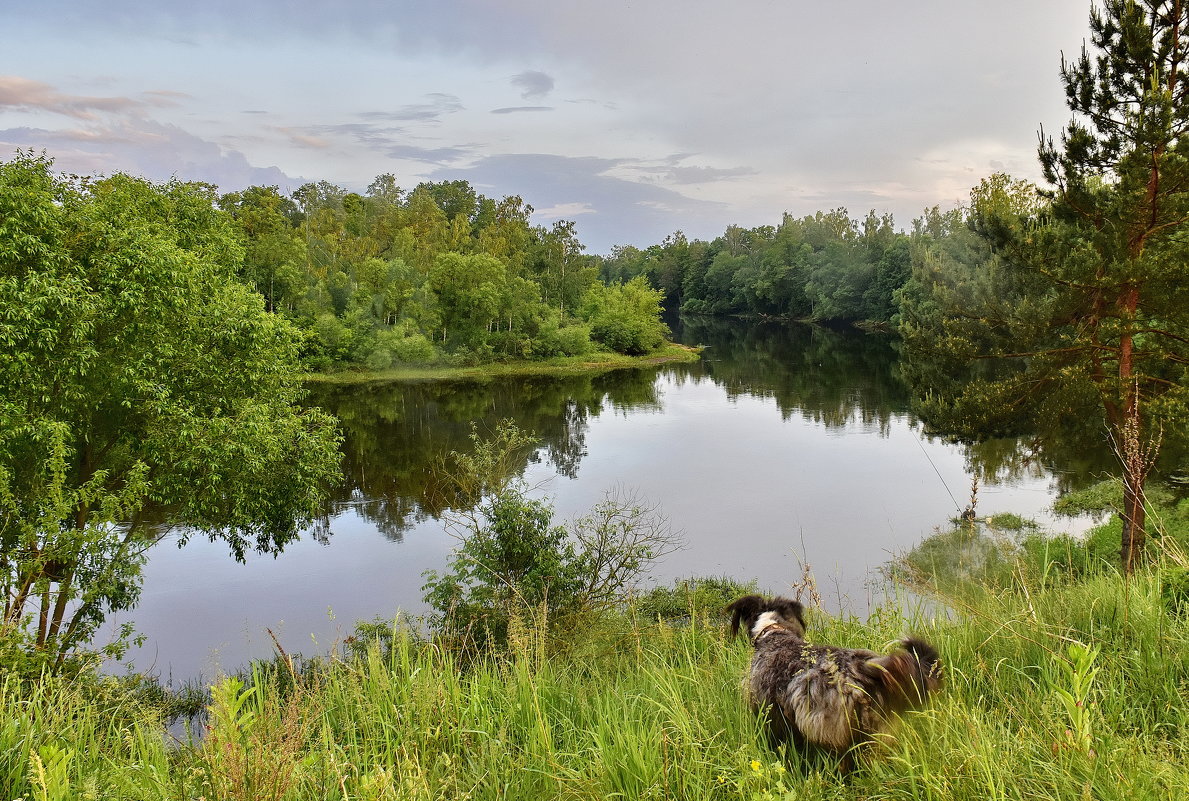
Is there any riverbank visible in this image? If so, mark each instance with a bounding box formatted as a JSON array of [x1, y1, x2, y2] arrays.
[[7, 517, 1189, 799], [303, 343, 702, 384]]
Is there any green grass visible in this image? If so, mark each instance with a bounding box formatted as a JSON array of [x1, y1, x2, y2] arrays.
[[6, 527, 1189, 799], [302, 344, 702, 384]]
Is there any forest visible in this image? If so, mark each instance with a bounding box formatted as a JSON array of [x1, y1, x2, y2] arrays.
[[219, 176, 668, 368], [601, 207, 910, 325]]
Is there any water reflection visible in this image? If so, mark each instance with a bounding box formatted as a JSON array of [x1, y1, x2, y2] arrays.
[[115, 316, 1096, 679], [307, 316, 1094, 545], [306, 369, 664, 540], [674, 316, 908, 431]]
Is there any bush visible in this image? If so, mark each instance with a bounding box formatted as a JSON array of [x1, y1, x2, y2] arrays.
[[368, 327, 438, 367], [422, 423, 679, 650], [422, 489, 585, 648], [985, 512, 1038, 532], [530, 317, 594, 358], [581, 277, 670, 355], [633, 576, 759, 622]]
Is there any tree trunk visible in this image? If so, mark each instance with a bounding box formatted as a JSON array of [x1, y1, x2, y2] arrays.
[[37, 584, 51, 647], [1117, 304, 1147, 574]]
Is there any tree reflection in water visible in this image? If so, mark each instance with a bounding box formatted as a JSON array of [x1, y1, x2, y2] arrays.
[[305, 316, 1103, 546]]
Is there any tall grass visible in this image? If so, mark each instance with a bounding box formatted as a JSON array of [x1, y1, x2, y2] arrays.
[[4, 550, 1189, 799]]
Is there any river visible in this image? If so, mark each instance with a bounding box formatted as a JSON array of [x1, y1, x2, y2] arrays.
[[109, 316, 1090, 681]]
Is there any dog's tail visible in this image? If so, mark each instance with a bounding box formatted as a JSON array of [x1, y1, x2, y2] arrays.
[[860, 636, 942, 710], [899, 636, 943, 703]]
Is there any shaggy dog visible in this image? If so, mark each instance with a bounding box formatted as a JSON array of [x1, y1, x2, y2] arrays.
[[726, 594, 941, 771]]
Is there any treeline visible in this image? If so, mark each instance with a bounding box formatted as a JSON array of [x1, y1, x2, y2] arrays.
[[599, 209, 912, 324], [218, 177, 668, 369]]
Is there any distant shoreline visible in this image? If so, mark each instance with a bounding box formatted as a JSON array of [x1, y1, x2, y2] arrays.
[[302, 343, 703, 384]]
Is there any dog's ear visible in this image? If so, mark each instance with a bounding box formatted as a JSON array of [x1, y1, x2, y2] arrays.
[[769, 597, 806, 637], [725, 595, 766, 638]]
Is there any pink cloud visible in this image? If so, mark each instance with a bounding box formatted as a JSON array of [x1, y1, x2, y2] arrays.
[[1, 119, 298, 191], [271, 127, 333, 150], [0, 75, 144, 120]]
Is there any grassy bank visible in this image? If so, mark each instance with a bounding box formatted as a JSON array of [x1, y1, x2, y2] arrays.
[[5, 540, 1189, 800], [302, 344, 702, 384]]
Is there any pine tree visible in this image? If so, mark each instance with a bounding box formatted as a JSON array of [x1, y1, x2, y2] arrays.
[[902, 1, 1189, 573], [1039, 0, 1189, 571]]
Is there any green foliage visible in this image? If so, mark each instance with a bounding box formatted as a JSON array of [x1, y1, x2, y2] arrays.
[[6, 560, 1189, 799], [0, 153, 342, 667], [581, 276, 670, 355], [1161, 566, 1189, 617], [900, 490, 1189, 601], [1053, 478, 1176, 519], [985, 512, 1037, 533], [633, 576, 759, 621], [0, 422, 148, 673], [901, 3, 1189, 570], [422, 422, 678, 649], [1051, 640, 1101, 755], [216, 173, 628, 370], [422, 489, 584, 647], [366, 325, 439, 369], [891, 523, 1025, 596], [422, 479, 681, 651], [603, 210, 911, 324]]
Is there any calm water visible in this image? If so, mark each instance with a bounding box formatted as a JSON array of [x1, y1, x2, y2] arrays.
[[110, 317, 1089, 679]]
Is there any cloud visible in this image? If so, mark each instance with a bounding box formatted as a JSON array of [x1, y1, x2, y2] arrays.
[[142, 89, 190, 106], [534, 201, 596, 219], [358, 93, 463, 122], [1, 119, 298, 191], [282, 120, 479, 166], [302, 122, 402, 148], [5, 1, 1093, 245], [490, 106, 552, 115], [275, 128, 331, 149], [0, 75, 143, 120], [384, 142, 475, 164], [626, 162, 757, 185], [428, 152, 731, 253], [510, 70, 554, 100]]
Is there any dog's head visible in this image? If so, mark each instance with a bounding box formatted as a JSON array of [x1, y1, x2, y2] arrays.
[[725, 594, 806, 640], [859, 637, 942, 711]]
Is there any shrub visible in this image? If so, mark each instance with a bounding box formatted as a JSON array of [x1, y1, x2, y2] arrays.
[[422, 422, 679, 650], [581, 277, 670, 355], [422, 489, 585, 648], [530, 318, 594, 358], [369, 327, 438, 367], [634, 576, 759, 621]]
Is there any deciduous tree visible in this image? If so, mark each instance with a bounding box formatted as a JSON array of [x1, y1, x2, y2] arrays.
[[0, 154, 342, 666]]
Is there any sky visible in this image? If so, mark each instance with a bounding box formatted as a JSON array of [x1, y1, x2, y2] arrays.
[[2, 1, 1093, 254]]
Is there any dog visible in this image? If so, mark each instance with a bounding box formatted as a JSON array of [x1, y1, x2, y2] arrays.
[[726, 594, 941, 771]]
